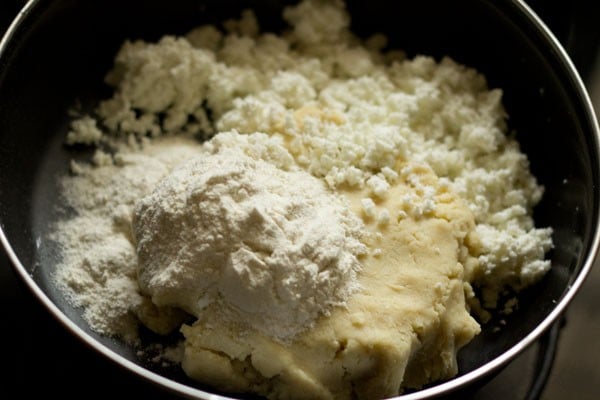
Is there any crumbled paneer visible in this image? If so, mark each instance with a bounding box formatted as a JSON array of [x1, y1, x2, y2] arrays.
[[65, 116, 103, 145], [66, 0, 552, 307]]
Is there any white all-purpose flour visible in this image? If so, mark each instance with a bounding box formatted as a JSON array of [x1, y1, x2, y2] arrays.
[[133, 132, 367, 340]]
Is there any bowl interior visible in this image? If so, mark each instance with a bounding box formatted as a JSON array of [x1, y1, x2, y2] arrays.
[[0, 0, 598, 398]]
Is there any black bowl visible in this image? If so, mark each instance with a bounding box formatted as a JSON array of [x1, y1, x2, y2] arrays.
[[1, 0, 599, 399]]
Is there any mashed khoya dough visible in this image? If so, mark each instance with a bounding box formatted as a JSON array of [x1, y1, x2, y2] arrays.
[[181, 163, 481, 399], [51, 0, 554, 399]]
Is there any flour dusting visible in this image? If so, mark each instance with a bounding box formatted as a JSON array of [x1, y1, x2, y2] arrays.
[[133, 131, 367, 340]]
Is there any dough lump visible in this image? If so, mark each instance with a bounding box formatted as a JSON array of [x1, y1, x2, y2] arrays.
[[181, 163, 481, 399]]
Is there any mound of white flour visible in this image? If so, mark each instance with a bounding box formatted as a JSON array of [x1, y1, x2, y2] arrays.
[[133, 132, 366, 340]]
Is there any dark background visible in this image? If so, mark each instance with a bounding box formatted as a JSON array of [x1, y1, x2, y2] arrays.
[[1, 0, 599, 398]]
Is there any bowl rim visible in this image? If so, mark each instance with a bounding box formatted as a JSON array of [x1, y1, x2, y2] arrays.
[[1, 0, 600, 399]]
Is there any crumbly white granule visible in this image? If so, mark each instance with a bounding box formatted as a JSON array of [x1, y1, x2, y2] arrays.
[[87, 0, 549, 305], [65, 116, 103, 145], [134, 131, 367, 340], [55, 0, 553, 345]]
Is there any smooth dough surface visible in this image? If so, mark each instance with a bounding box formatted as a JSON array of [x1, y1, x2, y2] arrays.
[[180, 162, 481, 400]]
